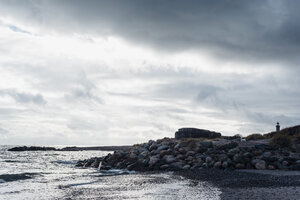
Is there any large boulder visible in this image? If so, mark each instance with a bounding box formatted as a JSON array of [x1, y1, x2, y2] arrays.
[[148, 156, 160, 167], [255, 160, 266, 170], [175, 128, 221, 139]]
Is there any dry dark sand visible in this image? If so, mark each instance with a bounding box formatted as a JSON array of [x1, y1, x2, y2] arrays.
[[177, 169, 300, 200]]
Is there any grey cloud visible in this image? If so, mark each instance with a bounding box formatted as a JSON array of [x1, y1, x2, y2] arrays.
[[149, 70, 300, 128], [64, 73, 103, 104], [67, 117, 107, 131], [1, 0, 300, 64], [0, 89, 47, 105], [0, 127, 8, 134]]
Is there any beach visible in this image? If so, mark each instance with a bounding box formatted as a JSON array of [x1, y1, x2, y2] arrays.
[[177, 169, 300, 200]]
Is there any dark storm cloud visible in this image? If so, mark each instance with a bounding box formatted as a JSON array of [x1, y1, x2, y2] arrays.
[[1, 0, 300, 64], [0, 89, 46, 105]]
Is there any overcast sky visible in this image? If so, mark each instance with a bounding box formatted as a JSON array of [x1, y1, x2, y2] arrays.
[[0, 0, 300, 145]]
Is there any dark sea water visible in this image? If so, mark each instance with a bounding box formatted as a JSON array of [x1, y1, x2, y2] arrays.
[[0, 145, 220, 199]]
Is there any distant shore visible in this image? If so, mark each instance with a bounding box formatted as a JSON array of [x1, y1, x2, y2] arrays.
[[7, 145, 132, 152]]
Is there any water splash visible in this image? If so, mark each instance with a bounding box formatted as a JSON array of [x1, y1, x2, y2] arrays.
[[97, 161, 102, 171]]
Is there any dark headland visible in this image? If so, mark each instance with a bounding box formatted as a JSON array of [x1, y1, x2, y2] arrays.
[[8, 145, 131, 152]]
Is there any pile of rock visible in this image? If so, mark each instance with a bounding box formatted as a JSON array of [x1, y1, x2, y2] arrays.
[[76, 137, 300, 171]]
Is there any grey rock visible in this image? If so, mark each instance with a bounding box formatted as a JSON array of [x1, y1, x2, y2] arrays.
[[235, 163, 245, 169], [255, 144, 272, 150], [176, 154, 185, 160], [163, 155, 176, 164], [243, 152, 252, 158], [268, 165, 276, 170], [233, 154, 243, 163], [255, 160, 266, 170], [137, 147, 147, 153], [129, 153, 137, 159], [182, 165, 191, 170], [222, 161, 228, 168], [149, 143, 158, 151], [138, 151, 149, 159], [218, 154, 228, 162], [148, 156, 159, 167], [263, 156, 278, 162], [214, 161, 222, 168], [174, 143, 180, 150], [282, 160, 289, 166], [178, 147, 187, 154], [202, 163, 208, 168], [157, 145, 169, 151], [263, 152, 272, 158], [208, 161, 215, 168], [206, 156, 213, 163], [170, 162, 184, 170], [252, 149, 263, 156], [185, 151, 195, 157], [228, 147, 240, 154], [195, 158, 203, 166], [90, 160, 100, 168], [213, 140, 238, 150], [185, 156, 194, 161], [199, 141, 213, 148], [159, 150, 170, 157], [251, 159, 260, 166], [160, 164, 169, 170]]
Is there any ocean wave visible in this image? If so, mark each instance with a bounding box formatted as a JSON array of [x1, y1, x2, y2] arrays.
[[0, 173, 40, 182], [53, 160, 77, 165], [3, 160, 19, 163], [3, 160, 29, 163]]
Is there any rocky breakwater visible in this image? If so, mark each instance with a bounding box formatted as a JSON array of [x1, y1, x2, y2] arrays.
[[76, 137, 300, 171]]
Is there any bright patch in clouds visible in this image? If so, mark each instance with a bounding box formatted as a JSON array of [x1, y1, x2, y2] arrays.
[[0, 1, 300, 145]]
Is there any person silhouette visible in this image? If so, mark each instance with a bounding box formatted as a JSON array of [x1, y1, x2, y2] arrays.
[[276, 122, 280, 132]]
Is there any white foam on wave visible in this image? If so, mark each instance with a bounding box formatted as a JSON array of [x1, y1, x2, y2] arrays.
[[0, 179, 5, 183]]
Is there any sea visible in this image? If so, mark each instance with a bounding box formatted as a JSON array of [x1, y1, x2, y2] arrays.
[[0, 145, 221, 200]]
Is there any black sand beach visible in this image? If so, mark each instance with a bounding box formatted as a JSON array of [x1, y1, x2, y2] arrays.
[[177, 169, 300, 200]]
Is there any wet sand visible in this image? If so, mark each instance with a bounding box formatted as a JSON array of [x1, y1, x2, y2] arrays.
[[60, 172, 221, 200], [177, 169, 300, 200]]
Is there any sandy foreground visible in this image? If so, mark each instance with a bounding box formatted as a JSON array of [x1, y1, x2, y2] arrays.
[[177, 169, 300, 200]]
